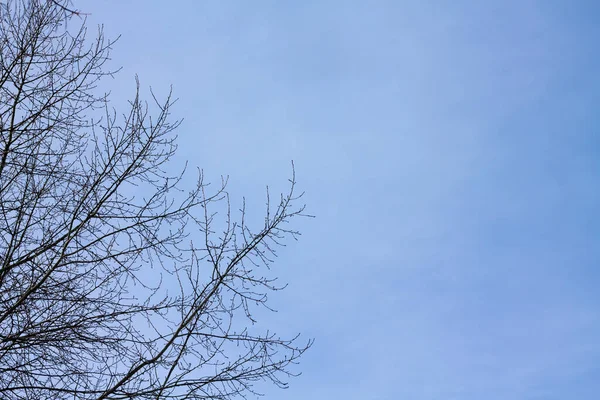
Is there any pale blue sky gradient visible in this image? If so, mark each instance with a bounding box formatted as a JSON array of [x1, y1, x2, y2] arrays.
[[86, 1, 600, 399]]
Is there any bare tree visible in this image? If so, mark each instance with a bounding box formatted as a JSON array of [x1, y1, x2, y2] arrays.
[[0, 1, 312, 399]]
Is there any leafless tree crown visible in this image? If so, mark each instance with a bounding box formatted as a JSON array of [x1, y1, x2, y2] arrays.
[[0, 1, 312, 398]]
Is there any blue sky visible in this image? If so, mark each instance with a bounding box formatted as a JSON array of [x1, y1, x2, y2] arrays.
[[86, 1, 600, 399]]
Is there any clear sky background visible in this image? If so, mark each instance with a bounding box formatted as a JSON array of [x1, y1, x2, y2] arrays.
[[85, 1, 600, 399]]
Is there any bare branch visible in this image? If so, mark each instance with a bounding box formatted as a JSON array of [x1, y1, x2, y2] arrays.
[[0, 1, 312, 399]]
